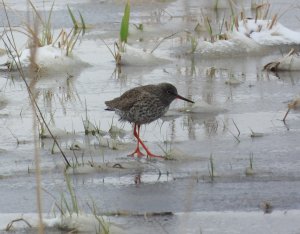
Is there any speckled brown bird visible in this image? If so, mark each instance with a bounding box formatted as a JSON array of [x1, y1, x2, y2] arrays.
[[105, 83, 194, 158]]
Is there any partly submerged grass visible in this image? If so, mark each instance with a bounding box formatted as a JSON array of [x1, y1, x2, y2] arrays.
[[67, 5, 86, 32], [249, 153, 254, 170], [89, 201, 110, 234], [51, 173, 110, 233], [102, 0, 130, 65], [25, 0, 55, 46], [208, 154, 215, 182], [61, 172, 79, 215], [4, 1, 86, 58], [120, 0, 130, 45]]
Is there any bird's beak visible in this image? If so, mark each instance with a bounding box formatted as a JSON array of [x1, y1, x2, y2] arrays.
[[176, 94, 194, 103]]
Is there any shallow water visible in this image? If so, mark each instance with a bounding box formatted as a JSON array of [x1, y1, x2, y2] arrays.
[[0, 0, 300, 233]]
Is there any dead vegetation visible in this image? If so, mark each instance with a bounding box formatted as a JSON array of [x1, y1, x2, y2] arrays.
[[264, 49, 300, 72]]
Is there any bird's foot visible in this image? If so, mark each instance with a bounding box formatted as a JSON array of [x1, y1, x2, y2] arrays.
[[128, 147, 145, 158], [145, 151, 164, 159]]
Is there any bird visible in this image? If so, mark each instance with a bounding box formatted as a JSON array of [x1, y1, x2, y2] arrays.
[[105, 83, 194, 158]]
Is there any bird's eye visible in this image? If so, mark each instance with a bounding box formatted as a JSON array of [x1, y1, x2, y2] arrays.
[[167, 90, 171, 94]]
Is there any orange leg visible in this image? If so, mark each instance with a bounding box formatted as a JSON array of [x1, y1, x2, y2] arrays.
[[128, 124, 145, 157], [134, 124, 163, 159]]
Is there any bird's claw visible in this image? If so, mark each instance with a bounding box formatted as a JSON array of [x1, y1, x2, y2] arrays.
[[128, 147, 145, 158]]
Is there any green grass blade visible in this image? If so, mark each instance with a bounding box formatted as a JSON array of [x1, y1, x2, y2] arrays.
[[46, 1, 55, 28], [65, 172, 79, 214], [61, 193, 71, 215], [67, 5, 78, 29], [79, 11, 86, 34], [68, 29, 82, 55], [120, 0, 130, 43], [43, 1, 55, 45], [28, 0, 45, 26]]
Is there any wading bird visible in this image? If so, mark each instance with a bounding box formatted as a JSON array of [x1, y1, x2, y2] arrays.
[[105, 83, 194, 158]]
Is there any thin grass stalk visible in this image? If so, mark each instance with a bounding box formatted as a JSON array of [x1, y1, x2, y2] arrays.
[[1, 1, 71, 167], [42, 188, 65, 215], [282, 108, 290, 122], [61, 193, 71, 215], [27, 5, 44, 233], [219, 13, 226, 35], [30, 38, 44, 234], [28, 0, 54, 45], [100, 38, 117, 59], [228, 0, 235, 17], [214, 0, 219, 10], [231, 119, 240, 136], [255, 5, 259, 23], [89, 201, 110, 234], [268, 14, 278, 29], [28, 0, 45, 26], [205, 16, 213, 42], [65, 172, 79, 214], [67, 29, 82, 56], [234, 15, 239, 31], [42, 1, 55, 45], [68, 5, 78, 30], [51, 28, 65, 46], [6, 218, 32, 231], [11, 27, 37, 41], [150, 31, 178, 53], [79, 11, 86, 35], [249, 153, 253, 169], [208, 154, 214, 181], [240, 11, 244, 20], [263, 3, 270, 19]]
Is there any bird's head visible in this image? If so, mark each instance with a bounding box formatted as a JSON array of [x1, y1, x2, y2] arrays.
[[158, 83, 194, 105]]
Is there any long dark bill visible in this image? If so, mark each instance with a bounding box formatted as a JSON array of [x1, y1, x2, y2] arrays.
[[176, 94, 194, 103]]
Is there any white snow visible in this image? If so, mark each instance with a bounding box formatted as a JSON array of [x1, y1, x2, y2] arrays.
[[10, 45, 89, 73], [196, 19, 300, 56], [119, 44, 170, 66]]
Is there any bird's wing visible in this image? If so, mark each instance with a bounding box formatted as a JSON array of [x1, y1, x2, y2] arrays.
[[105, 89, 143, 111], [105, 85, 156, 111]]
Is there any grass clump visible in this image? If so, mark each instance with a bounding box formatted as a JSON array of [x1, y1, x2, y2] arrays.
[[53, 5, 86, 56], [4, 1, 86, 60], [208, 154, 215, 182], [102, 0, 130, 65], [48, 173, 110, 233], [82, 101, 106, 136], [24, 0, 55, 47], [245, 153, 255, 176], [60, 172, 79, 216], [89, 201, 110, 234], [196, 2, 279, 45]]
